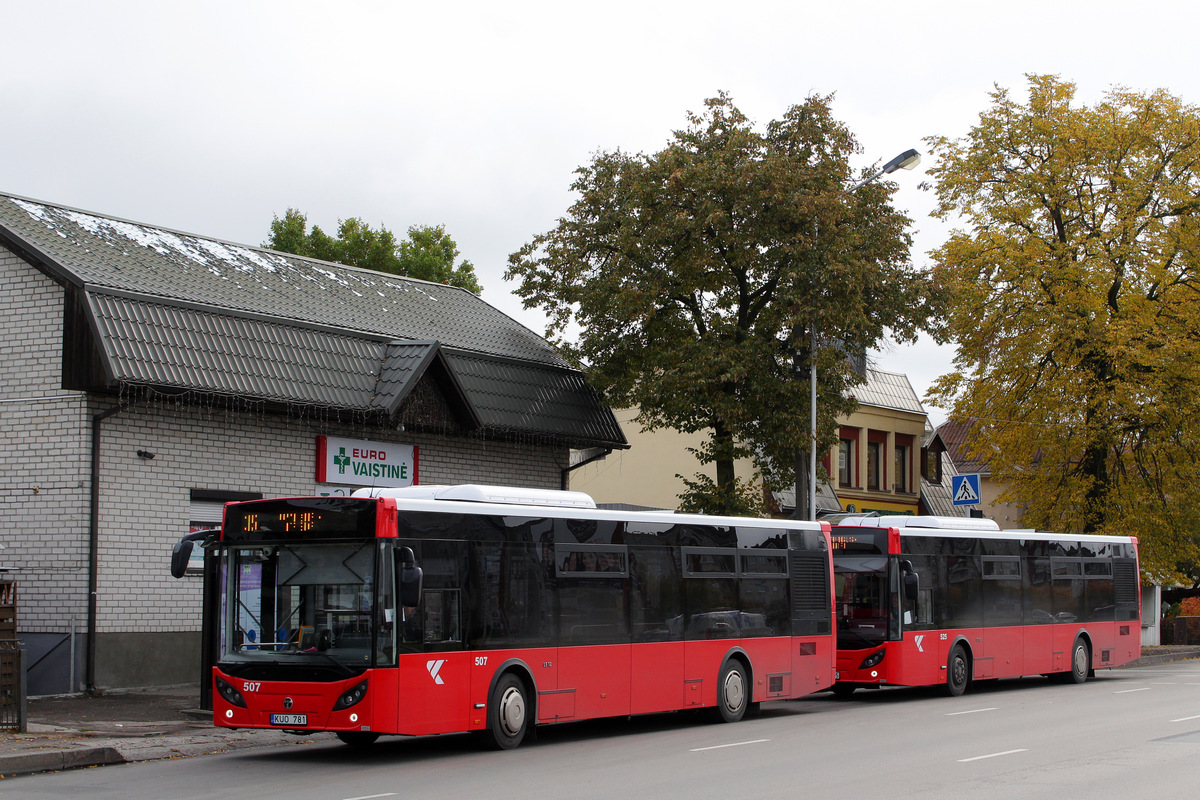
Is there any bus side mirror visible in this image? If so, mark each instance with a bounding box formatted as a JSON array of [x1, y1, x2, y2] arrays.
[[398, 546, 423, 608], [899, 560, 919, 602], [170, 529, 216, 579], [170, 540, 194, 579]]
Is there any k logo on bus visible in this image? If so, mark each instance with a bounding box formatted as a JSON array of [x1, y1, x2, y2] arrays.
[[914, 634, 925, 653], [427, 659, 446, 685]]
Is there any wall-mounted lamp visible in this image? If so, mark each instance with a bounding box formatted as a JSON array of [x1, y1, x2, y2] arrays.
[[136, 450, 156, 460]]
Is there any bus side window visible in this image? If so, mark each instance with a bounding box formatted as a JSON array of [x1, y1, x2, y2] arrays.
[[423, 590, 462, 647], [902, 556, 936, 628]]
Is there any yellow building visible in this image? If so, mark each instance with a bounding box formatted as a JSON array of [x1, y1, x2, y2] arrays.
[[568, 408, 757, 510], [825, 368, 926, 516], [571, 369, 944, 517]]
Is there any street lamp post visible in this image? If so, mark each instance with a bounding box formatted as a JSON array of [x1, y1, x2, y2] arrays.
[[795, 148, 921, 521]]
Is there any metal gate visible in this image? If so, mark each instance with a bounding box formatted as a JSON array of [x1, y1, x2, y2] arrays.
[[0, 581, 25, 732]]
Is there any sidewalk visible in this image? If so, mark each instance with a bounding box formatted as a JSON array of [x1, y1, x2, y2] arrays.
[[0, 683, 317, 777], [3, 645, 1199, 777]]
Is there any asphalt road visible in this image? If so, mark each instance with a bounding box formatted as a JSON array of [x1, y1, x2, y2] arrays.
[[6, 661, 1198, 800]]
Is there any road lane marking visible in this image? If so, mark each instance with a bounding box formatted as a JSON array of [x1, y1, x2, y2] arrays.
[[1171, 715, 1200, 722], [946, 707, 997, 716], [690, 739, 770, 752], [1114, 687, 1152, 694], [343, 794, 397, 800], [958, 749, 1028, 763]]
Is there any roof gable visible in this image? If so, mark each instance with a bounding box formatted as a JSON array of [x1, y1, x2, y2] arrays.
[[850, 369, 925, 415]]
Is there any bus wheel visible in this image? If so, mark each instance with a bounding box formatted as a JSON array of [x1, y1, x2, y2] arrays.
[[336, 731, 380, 748], [485, 673, 529, 750], [945, 645, 970, 697], [1067, 637, 1090, 684], [715, 659, 748, 723]]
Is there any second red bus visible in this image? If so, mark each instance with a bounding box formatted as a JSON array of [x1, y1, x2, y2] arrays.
[[831, 516, 1141, 696]]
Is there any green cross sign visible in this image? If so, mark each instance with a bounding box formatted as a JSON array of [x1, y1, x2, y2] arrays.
[[333, 447, 351, 474]]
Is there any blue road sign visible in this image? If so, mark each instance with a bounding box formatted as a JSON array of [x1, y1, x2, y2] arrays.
[[952, 474, 982, 506]]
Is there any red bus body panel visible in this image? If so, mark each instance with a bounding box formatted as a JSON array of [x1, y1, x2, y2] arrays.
[[215, 635, 836, 736], [836, 620, 1142, 689]]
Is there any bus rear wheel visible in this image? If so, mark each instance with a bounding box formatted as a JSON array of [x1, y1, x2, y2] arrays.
[[945, 645, 970, 697], [484, 673, 530, 750], [715, 659, 749, 723], [1066, 637, 1090, 684]]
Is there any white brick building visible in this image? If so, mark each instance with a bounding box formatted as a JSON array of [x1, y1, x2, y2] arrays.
[[0, 194, 625, 694]]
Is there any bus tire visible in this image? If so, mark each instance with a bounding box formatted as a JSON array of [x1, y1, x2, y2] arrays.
[[1067, 637, 1090, 684], [336, 731, 380, 748], [484, 672, 529, 750], [945, 644, 970, 697], [715, 659, 749, 723]]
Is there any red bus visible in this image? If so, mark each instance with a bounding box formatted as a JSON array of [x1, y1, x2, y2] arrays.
[[171, 484, 836, 748], [830, 516, 1140, 696]]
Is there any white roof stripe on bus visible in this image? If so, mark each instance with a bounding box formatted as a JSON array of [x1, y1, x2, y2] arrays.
[[371, 496, 825, 531], [835, 515, 1135, 545]]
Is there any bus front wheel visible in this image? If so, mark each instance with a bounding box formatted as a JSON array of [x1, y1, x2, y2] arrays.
[[945, 645, 970, 697], [485, 673, 530, 750], [715, 659, 748, 723]]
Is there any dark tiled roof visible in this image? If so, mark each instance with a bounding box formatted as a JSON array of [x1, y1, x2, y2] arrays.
[[88, 292, 386, 408], [1, 192, 626, 449], [445, 352, 628, 445], [0, 194, 564, 366], [936, 417, 990, 475]]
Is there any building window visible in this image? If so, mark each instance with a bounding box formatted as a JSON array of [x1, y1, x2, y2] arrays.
[[920, 447, 942, 483], [838, 438, 855, 487], [866, 441, 882, 491], [894, 433, 914, 494], [894, 443, 910, 493]]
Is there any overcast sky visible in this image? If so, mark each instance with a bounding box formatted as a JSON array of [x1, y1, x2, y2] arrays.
[[5, 1, 1196, 425]]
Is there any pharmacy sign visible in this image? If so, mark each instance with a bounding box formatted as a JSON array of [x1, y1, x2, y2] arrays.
[[316, 435, 418, 488]]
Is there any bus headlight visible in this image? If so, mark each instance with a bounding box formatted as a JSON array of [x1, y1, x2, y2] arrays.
[[859, 650, 885, 670], [215, 676, 248, 708], [333, 679, 369, 711]]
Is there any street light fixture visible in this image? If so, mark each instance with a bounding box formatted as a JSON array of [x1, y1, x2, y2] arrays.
[[850, 148, 922, 193], [796, 148, 921, 521]]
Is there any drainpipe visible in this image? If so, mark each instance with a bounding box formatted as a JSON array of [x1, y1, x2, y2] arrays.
[[87, 402, 128, 693], [561, 447, 612, 491]]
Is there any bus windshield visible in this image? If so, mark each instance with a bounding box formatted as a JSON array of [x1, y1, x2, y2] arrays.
[[834, 556, 897, 649], [221, 540, 395, 673]]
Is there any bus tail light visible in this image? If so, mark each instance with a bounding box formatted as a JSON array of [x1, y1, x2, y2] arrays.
[[859, 650, 885, 670], [333, 679, 369, 711], [215, 676, 248, 708]]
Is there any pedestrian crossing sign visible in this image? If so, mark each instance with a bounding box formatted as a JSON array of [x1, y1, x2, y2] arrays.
[[952, 474, 981, 506]]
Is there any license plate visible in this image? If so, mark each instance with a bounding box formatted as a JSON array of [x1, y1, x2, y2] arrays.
[[270, 713, 307, 726]]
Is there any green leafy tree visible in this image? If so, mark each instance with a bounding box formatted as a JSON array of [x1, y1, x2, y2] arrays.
[[264, 210, 482, 294], [397, 224, 483, 294], [926, 75, 1200, 580], [507, 93, 937, 514]]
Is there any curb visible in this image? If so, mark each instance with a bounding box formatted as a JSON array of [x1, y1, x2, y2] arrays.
[[1124, 650, 1200, 667], [0, 746, 124, 777]]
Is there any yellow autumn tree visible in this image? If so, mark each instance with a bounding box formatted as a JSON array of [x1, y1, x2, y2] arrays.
[[927, 75, 1200, 581]]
